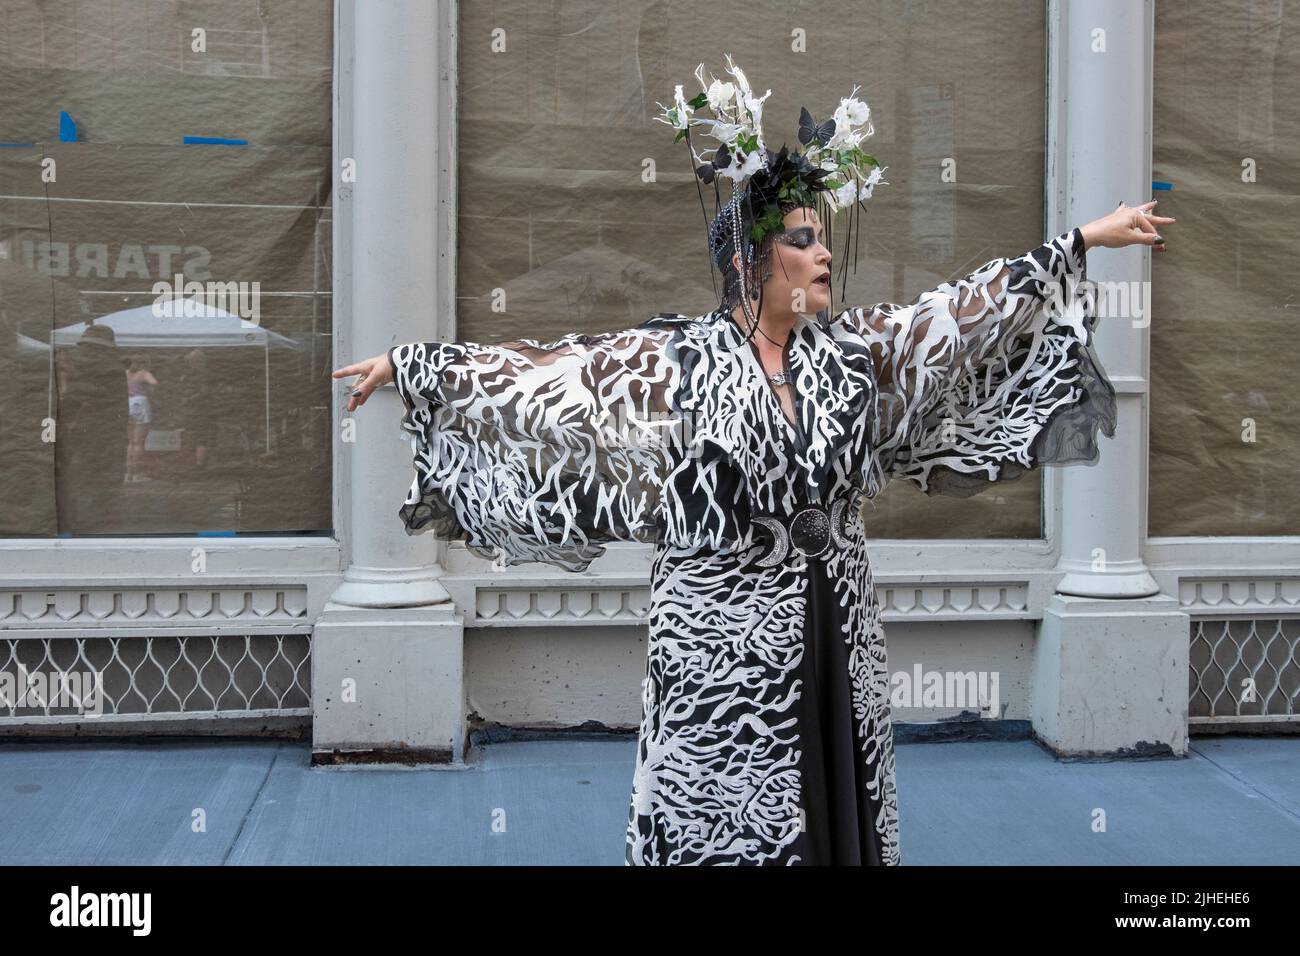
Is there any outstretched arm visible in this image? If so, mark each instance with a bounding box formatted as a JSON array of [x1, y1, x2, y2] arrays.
[[838, 201, 1172, 495], [841, 226, 1093, 452], [384, 329, 678, 454], [333, 324, 683, 571]]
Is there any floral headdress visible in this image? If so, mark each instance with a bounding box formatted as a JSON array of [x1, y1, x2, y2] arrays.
[[656, 54, 888, 314]]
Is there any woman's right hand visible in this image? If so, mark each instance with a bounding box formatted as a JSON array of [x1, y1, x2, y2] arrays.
[[332, 350, 394, 413]]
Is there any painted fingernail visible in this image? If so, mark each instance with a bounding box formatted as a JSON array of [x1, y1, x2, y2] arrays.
[[1153, 236, 1164, 244], [351, 389, 363, 397]]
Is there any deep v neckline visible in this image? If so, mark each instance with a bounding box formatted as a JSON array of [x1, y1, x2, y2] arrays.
[[756, 343, 798, 433], [724, 313, 806, 447]]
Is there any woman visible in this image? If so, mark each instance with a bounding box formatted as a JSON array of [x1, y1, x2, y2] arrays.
[[333, 60, 1174, 865], [125, 356, 159, 483]]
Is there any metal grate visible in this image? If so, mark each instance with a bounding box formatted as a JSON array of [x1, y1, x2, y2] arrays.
[[1189, 618, 1300, 726], [0, 633, 310, 728]]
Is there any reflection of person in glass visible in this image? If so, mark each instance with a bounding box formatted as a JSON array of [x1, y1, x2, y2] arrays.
[[177, 348, 214, 471], [333, 59, 1175, 865], [125, 355, 158, 483], [55, 322, 128, 529]]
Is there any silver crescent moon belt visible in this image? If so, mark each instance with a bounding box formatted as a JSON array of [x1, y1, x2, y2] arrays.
[[751, 491, 863, 568]]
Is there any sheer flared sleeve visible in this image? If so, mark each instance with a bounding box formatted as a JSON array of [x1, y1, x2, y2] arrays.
[[387, 322, 682, 572], [838, 226, 1117, 497]]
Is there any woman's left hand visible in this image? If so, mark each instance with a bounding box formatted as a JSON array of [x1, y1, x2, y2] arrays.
[[1079, 200, 1176, 252]]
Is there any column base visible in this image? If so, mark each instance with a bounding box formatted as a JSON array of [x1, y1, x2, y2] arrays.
[[1032, 592, 1190, 757], [327, 562, 452, 609], [311, 601, 466, 766], [1055, 560, 1162, 599]]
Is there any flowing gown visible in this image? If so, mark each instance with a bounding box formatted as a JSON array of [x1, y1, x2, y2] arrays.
[[387, 227, 1116, 866]]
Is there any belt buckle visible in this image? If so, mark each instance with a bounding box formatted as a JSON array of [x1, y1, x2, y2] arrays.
[[754, 493, 862, 568], [789, 504, 831, 558]]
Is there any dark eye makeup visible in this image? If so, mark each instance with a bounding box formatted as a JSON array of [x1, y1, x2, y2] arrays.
[[776, 226, 824, 248]]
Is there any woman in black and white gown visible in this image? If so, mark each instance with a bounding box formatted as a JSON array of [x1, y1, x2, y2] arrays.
[[333, 58, 1173, 865]]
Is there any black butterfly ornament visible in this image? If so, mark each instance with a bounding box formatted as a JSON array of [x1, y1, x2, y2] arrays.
[[797, 107, 836, 148]]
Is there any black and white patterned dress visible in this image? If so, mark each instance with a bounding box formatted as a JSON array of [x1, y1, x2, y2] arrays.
[[387, 226, 1115, 865]]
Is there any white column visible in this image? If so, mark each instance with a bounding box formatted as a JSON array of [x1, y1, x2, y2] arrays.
[[312, 0, 465, 765], [1035, 0, 1189, 756], [1051, 0, 1158, 600]]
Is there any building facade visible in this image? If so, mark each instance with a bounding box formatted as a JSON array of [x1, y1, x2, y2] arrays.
[[1, 0, 1295, 755]]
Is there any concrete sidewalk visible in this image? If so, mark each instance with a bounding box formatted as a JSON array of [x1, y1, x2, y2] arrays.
[[0, 735, 1295, 865]]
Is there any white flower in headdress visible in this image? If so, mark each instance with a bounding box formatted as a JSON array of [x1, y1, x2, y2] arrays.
[[656, 83, 693, 130], [721, 148, 765, 182], [722, 53, 771, 138], [696, 118, 747, 144], [832, 165, 888, 206], [835, 95, 872, 129], [828, 129, 864, 150], [705, 78, 737, 112], [862, 164, 887, 193], [694, 62, 716, 96], [743, 86, 772, 132], [675, 85, 696, 122], [723, 53, 752, 99], [829, 87, 874, 148], [672, 54, 771, 184], [661, 57, 884, 222]]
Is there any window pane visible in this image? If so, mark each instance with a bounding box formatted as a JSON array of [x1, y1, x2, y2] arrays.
[[0, 0, 334, 536], [1151, 0, 1300, 536], [456, 0, 1048, 540]]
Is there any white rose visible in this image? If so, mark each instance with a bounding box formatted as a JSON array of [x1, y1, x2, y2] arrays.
[[706, 79, 737, 112], [839, 96, 871, 127]]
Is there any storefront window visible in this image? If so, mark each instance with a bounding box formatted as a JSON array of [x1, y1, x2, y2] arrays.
[[1151, 0, 1299, 536], [0, 0, 333, 535]]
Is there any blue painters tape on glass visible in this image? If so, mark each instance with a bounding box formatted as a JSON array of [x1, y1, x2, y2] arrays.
[[59, 110, 77, 142], [196, 530, 238, 536], [1151, 181, 1173, 190], [183, 136, 248, 145]]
